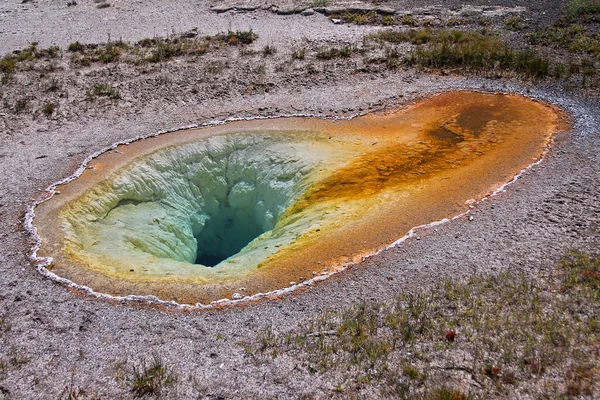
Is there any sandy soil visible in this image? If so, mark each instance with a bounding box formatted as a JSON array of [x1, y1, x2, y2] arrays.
[[0, 0, 598, 399]]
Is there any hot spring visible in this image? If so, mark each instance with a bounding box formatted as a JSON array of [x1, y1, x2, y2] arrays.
[[32, 92, 564, 306]]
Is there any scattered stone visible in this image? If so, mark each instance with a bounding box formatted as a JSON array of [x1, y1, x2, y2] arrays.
[[210, 4, 233, 13], [231, 293, 243, 300], [347, 5, 375, 13], [324, 6, 346, 15], [180, 31, 198, 39], [376, 6, 396, 15], [468, 215, 474, 221], [274, 6, 296, 15]]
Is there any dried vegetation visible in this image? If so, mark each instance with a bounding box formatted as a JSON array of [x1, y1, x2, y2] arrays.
[[251, 251, 600, 398]]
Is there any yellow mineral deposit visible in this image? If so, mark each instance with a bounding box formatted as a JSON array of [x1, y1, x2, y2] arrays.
[[33, 92, 565, 305]]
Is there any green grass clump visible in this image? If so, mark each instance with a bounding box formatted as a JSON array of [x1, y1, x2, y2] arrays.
[[215, 30, 256, 46], [13, 98, 29, 113], [401, 15, 418, 27], [41, 101, 55, 116], [0, 43, 61, 76], [146, 38, 183, 63], [86, 83, 120, 99], [263, 44, 277, 56], [291, 48, 306, 60], [560, 250, 600, 298], [128, 355, 175, 398], [370, 29, 551, 79], [338, 11, 378, 25], [504, 16, 527, 31], [0, 55, 16, 74], [67, 41, 85, 52], [425, 387, 472, 400], [529, 25, 600, 59], [382, 15, 397, 26], [566, 0, 600, 22], [316, 46, 353, 60]]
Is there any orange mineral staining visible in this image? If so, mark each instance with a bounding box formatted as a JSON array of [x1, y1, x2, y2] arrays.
[[33, 92, 564, 306]]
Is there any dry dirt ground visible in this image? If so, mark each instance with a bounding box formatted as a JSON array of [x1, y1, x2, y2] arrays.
[[0, 0, 599, 399]]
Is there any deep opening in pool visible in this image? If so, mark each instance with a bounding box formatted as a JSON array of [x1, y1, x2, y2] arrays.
[[192, 206, 268, 266]]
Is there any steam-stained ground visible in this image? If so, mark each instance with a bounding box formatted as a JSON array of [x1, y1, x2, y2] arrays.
[[0, 0, 599, 398]]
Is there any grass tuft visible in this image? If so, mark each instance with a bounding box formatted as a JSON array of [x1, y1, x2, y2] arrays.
[[42, 101, 55, 116], [86, 83, 120, 100], [128, 354, 175, 398], [369, 29, 552, 79]]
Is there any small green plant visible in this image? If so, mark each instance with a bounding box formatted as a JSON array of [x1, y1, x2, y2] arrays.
[[312, 0, 329, 7], [445, 17, 466, 27], [0, 55, 16, 74], [425, 387, 472, 400], [401, 15, 418, 27], [59, 383, 100, 400], [86, 83, 120, 99], [382, 15, 397, 26], [128, 354, 175, 397], [146, 38, 182, 62], [42, 101, 55, 116], [316, 45, 353, 60], [291, 47, 306, 60], [422, 18, 435, 27], [13, 98, 29, 113], [566, 0, 600, 22], [68, 41, 85, 52], [402, 364, 420, 379], [263, 44, 277, 56], [505, 16, 526, 31], [218, 30, 256, 46], [316, 47, 338, 60], [70, 53, 91, 67], [385, 47, 400, 68]]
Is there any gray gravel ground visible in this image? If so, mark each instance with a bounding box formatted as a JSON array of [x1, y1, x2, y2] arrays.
[[0, 0, 568, 53], [0, 1, 598, 399]]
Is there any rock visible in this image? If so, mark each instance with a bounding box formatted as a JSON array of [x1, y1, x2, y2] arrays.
[[468, 215, 474, 221], [313, 6, 326, 14], [324, 6, 346, 15], [237, 5, 260, 12], [347, 5, 375, 13], [275, 6, 297, 15], [301, 8, 314, 16], [231, 293, 243, 300], [376, 6, 396, 15], [180, 31, 197, 39], [210, 4, 233, 13], [331, 18, 343, 24]]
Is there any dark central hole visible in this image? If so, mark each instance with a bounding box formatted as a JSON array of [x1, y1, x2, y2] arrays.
[[195, 253, 227, 267], [193, 206, 268, 267]]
